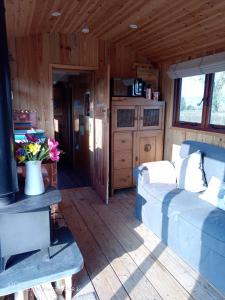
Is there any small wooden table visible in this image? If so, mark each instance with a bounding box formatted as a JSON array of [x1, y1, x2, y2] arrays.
[[0, 227, 83, 300]]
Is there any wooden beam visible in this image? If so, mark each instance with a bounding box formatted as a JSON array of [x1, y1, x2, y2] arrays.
[[50, 64, 98, 71]]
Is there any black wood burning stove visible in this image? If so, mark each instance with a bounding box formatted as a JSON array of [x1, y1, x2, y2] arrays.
[[0, 1, 18, 207], [0, 2, 61, 273], [0, 188, 61, 272]]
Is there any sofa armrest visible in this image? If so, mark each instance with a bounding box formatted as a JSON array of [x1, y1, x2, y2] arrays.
[[134, 161, 177, 185]]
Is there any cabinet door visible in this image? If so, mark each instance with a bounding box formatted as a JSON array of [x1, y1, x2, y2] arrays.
[[134, 131, 163, 167], [112, 106, 138, 131], [139, 105, 163, 130]]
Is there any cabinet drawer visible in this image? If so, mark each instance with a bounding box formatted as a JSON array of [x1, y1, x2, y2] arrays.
[[113, 151, 132, 169], [113, 169, 132, 188], [114, 132, 132, 151]]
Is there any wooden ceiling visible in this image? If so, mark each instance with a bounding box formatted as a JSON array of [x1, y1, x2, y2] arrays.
[[5, 0, 225, 62]]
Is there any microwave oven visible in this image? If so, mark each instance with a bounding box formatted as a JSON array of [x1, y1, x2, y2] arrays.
[[111, 78, 145, 97]]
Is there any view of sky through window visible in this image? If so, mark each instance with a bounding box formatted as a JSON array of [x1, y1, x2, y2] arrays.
[[179, 74, 205, 123], [210, 71, 225, 126]]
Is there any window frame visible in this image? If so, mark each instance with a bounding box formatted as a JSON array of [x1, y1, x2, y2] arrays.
[[173, 73, 225, 133]]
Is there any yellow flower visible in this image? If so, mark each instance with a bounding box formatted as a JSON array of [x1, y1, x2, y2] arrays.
[[18, 155, 26, 163], [27, 143, 41, 155]]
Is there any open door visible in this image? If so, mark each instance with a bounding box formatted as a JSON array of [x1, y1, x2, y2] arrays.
[[93, 64, 110, 203]]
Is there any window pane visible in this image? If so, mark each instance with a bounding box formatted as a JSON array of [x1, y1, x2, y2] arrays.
[[143, 109, 160, 126], [179, 75, 205, 123], [117, 109, 135, 127], [210, 71, 225, 126]]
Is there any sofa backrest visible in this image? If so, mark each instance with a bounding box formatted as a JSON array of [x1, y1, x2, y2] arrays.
[[180, 140, 225, 184]]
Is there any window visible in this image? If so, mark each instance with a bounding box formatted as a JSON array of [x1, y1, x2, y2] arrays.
[[173, 71, 225, 132], [210, 72, 225, 126]]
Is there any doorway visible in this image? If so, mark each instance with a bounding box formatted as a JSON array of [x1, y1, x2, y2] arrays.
[[52, 69, 93, 189]]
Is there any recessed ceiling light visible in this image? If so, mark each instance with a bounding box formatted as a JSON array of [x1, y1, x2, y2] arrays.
[[81, 25, 90, 34], [129, 24, 138, 29], [51, 11, 61, 17]]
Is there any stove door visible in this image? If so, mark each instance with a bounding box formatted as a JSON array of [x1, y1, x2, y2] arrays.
[[0, 207, 50, 257]]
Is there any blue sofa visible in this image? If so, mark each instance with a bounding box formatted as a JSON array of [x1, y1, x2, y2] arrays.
[[135, 140, 225, 294]]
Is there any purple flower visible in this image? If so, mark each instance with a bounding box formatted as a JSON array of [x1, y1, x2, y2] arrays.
[[25, 134, 38, 143], [16, 148, 26, 156]]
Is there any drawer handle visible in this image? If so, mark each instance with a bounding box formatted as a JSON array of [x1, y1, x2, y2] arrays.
[[122, 178, 127, 182], [144, 144, 152, 152], [121, 140, 126, 143], [121, 159, 126, 162]]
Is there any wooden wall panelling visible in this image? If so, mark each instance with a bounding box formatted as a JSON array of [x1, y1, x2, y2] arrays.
[[48, 33, 99, 67], [109, 42, 150, 78], [109, 43, 134, 77], [12, 34, 53, 136], [79, 33, 98, 67], [41, 34, 53, 137], [10, 30, 152, 138], [11, 33, 100, 137]]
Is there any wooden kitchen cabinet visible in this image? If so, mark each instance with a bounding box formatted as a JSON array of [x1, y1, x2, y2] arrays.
[[111, 97, 165, 194], [112, 105, 138, 131], [133, 130, 163, 166]]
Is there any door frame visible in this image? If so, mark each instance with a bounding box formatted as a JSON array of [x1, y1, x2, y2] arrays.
[[49, 63, 97, 185], [92, 64, 110, 203]]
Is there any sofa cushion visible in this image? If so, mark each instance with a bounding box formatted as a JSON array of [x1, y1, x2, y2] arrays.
[[140, 182, 177, 201], [141, 183, 209, 218], [136, 184, 225, 294], [140, 183, 225, 259], [180, 140, 225, 185], [179, 206, 225, 259], [175, 150, 207, 192], [134, 161, 177, 186]]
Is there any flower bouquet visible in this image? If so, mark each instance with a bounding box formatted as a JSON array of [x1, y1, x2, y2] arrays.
[[16, 134, 61, 195]]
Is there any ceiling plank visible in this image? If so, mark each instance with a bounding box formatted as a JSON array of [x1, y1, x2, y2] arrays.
[[5, 0, 225, 62], [110, 0, 200, 44], [131, 10, 224, 52], [140, 22, 225, 58], [128, 8, 224, 53], [49, 0, 81, 33]]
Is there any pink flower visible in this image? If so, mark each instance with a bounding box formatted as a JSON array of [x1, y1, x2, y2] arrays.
[[48, 138, 60, 161], [49, 148, 60, 161], [48, 138, 59, 150]]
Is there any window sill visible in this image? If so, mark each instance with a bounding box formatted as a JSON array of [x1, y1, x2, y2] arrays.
[[170, 125, 225, 137]]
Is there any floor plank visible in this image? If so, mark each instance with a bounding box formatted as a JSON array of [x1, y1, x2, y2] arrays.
[[109, 191, 224, 300], [81, 189, 191, 300], [60, 187, 225, 300], [72, 267, 98, 299], [60, 190, 130, 300], [71, 190, 161, 300]]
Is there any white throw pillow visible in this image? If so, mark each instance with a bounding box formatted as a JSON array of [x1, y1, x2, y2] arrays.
[[200, 177, 225, 211], [175, 150, 207, 193], [141, 161, 177, 184]]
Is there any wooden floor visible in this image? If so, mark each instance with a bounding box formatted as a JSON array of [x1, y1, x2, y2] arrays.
[[60, 187, 225, 300]]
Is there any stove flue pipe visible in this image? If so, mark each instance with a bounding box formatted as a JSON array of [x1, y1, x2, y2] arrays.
[[0, 1, 18, 206]]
